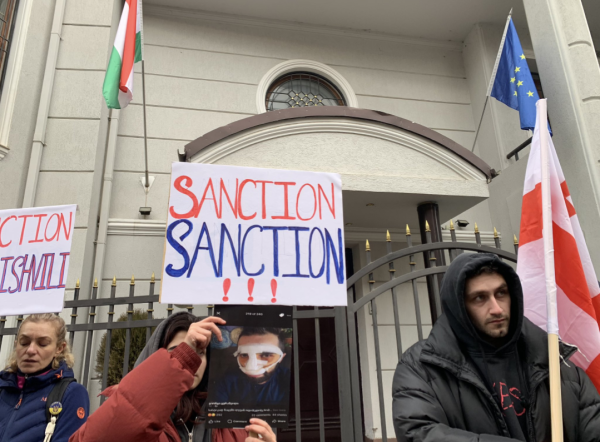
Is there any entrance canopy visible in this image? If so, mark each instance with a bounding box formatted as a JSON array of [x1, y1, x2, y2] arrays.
[[185, 107, 493, 230]]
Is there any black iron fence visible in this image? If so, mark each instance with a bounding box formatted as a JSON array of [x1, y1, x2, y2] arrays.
[[0, 274, 191, 393]]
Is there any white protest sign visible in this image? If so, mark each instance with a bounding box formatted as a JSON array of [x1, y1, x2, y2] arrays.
[[0, 205, 76, 315], [161, 163, 346, 306]]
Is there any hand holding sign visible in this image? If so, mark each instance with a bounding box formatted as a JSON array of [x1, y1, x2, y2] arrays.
[[184, 316, 226, 354], [245, 419, 277, 442]]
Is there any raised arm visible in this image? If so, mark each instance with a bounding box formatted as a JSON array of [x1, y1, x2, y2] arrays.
[[69, 344, 201, 442]]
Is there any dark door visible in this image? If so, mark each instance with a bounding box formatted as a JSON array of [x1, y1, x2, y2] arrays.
[[279, 312, 341, 442]]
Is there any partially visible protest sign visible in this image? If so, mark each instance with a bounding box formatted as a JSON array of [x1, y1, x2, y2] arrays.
[[0, 205, 76, 315], [161, 163, 346, 306]]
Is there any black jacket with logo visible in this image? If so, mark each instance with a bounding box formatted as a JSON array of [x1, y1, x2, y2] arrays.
[[392, 253, 600, 442]]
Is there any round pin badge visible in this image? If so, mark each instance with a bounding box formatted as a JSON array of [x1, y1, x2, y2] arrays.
[[49, 401, 63, 416]]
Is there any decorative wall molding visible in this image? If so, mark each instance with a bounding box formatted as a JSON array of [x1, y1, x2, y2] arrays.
[[107, 219, 167, 236], [144, 5, 463, 52], [107, 218, 502, 247], [0, 145, 8, 160], [256, 59, 359, 113], [441, 229, 500, 245], [190, 118, 486, 182]]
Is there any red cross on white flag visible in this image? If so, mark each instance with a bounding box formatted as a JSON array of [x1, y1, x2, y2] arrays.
[[517, 99, 600, 391]]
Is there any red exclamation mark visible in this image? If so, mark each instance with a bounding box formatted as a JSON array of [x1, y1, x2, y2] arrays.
[[271, 279, 277, 303], [247, 278, 255, 302], [222, 278, 231, 302]]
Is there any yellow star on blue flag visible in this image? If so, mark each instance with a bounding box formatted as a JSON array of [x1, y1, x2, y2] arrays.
[[491, 19, 551, 133]]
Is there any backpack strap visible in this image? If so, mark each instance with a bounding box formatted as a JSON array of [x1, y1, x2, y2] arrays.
[[45, 377, 76, 423]]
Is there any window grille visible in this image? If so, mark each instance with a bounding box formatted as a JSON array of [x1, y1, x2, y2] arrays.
[[265, 72, 346, 111], [0, 0, 18, 99]]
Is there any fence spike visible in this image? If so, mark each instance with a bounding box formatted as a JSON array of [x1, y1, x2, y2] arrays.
[[406, 224, 411, 236], [365, 239, 371, 251], [130, 275, 135, 285], [386, 230, 391, 242], [425, 220, 431, 232], [93, 279, 98, 288], [514, 234, 519, 245], [474, 223, 479, 233], [494, 227, 499, 238], [449, 219, 455, 230], [112, 276, 117, 286], [75, 279, 80, 288], [151, 272, 155, 283]]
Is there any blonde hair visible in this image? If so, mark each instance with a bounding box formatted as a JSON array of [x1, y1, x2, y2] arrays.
[[6, 314, 75, 372]]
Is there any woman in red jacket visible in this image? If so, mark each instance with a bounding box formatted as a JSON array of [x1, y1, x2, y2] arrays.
[[69, 312, 277, 442]]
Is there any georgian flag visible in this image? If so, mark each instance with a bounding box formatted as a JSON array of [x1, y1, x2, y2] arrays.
[[517, 99, 600, 391], [102, 0, 143, 109]]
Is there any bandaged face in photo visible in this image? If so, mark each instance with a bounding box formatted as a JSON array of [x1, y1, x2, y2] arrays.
[[234, 330, 286, 384]]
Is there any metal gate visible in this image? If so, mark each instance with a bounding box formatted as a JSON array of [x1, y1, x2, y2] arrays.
[[0, 223, 518, 442], [339, 224, 518, 442]]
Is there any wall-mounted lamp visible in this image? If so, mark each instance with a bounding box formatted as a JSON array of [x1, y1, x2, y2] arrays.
[[456, 219, 469, 228]]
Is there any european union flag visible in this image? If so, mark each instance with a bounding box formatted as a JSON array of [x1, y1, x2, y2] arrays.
[[491, 19, 549, 133]]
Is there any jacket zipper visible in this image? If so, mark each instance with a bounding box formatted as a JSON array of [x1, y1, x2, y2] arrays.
[[459, 372, 510, 435], [178, 418, 194, 442], [14, 375, 27, 410], [526, 391, 537, 442], [525, 371, 548, 442], [523, 342, 575, 442], [422, 355, 510, 436]]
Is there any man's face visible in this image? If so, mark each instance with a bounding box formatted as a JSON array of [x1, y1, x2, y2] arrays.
[[464, 272, 511, 340], [236, 333, 285, 384]]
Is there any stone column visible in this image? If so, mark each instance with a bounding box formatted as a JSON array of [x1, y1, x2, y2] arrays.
[[523, 0, 600, 269]]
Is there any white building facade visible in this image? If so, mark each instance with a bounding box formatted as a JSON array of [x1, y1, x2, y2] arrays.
[[0, 0, 599, 441]]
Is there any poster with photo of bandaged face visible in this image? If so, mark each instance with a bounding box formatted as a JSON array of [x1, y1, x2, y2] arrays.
[[206, 305, 293, 429]]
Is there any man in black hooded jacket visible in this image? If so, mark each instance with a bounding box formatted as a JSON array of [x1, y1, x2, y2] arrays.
[[392, 252, 600, 442]]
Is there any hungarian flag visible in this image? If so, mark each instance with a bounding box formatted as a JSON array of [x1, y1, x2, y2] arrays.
[[102, 0, 143, 109], [517, 99, 600, 391]]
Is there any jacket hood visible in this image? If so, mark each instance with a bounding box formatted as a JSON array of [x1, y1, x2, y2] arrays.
[[440, 253, 524, 355], [0, 360, 73, 391], [100, 311, 198, 398], [134, 311, 196, 367]]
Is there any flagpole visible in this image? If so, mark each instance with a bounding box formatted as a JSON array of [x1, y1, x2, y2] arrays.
[[471, 9, 513, 152], [139, 0, 149, 190], [141, 60, 149, 189], [539, 98, 564, 442]]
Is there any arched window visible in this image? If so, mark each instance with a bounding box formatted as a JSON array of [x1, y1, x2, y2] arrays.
[[265, 72, 346, 111], [0, 0, 19, 98]]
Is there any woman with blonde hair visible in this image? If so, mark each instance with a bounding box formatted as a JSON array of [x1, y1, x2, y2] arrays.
[[0, 313, 89, 442]]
